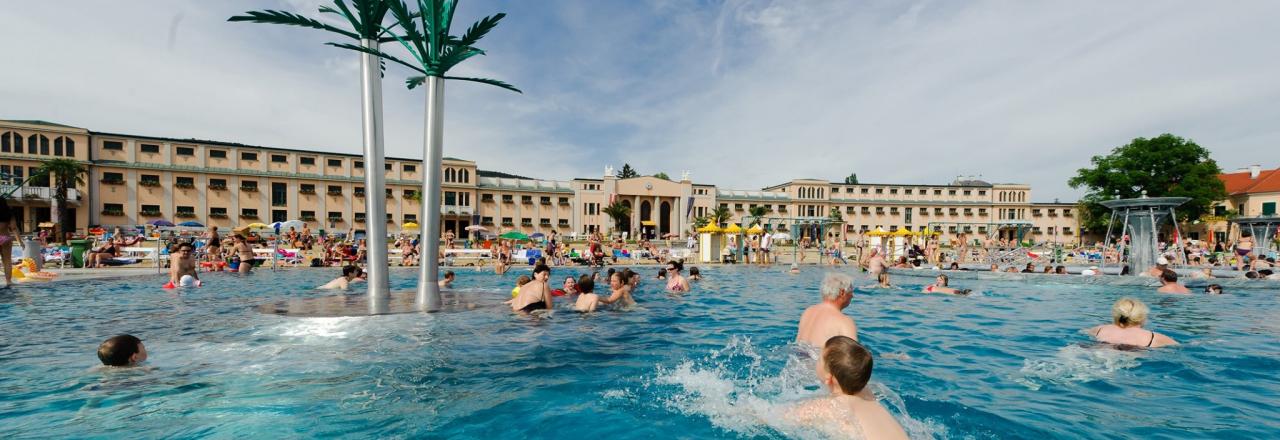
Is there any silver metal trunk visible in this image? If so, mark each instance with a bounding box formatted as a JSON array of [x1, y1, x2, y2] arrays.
[[416, 76, 444, 311], [361, 39, 391, 314]]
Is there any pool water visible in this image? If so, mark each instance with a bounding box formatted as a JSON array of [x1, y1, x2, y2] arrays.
[[2, 266, 1278, 439]]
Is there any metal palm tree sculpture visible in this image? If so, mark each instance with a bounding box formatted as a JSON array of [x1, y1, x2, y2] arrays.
[[229, 0, 404, 314], [343, 0, 520, 311]]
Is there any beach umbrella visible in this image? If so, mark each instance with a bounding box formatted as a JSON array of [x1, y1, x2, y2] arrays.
[[270, 220, 305, 231], [662, 232, 680, 239], [697, 224, 722, 233], [500, 231, 530, 240], [746, 225, 764, 235], [403, 222, 420, 229], [149, 219, 174, 227], [178, 221, 204, 228], [723, 223, 743, 234], [771, 232, 791, 240], [867, 228, 889, 237], [530, 232, 546, 239], [893, 229, 915, 236], [246, 222, 269, 229], [464, 225, 487, 232]]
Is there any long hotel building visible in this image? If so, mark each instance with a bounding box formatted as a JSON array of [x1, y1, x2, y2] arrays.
[[0, 119, 1081, 242]]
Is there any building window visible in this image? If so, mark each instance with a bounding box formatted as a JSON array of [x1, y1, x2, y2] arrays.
[[383, 163, 393, 171], [139, 174, 161, 186], [559, 197, 570, 205], [240, 181, 259, 191], [481, 216, 494, 225], [241, 152, 258, 161], [502, 217, 514, 226], [209, 207, 228, 218], [861, 207, 871, 215], [300, 157, 315, 166], [176, 206, 196, 217], [404, 214, 417, 223], [328, 185, 343, 195], [978, 190, 987, 196], [889, 208, 900, 215], [502, 195, 514, 203], [404, 189, 418, 198], [140, 205, 162, 216], [521, 196, 533, 204], [100, 172, 124, 184], [354, 213, 367, 222], [209, 149, 227, 159], [175, 177, 195, 188], [140, 143, 160, 154], [521, 218, 533, 226], [403, 164, 416, 173], [300, 184, 316, 194], [934, 208, 943, 215], [300, 211, 317, 221], [934, 189, 942, 195], [540, 218, 552, 226], [328, 159, 343, 167], [949, 208, 958, 215], [444, 191, 457, 205], [53, 136, 75, 156], [963, 190, 971, 196], [102, 203, 125, 216], [846, 206, 855, 214], [385, 188, 394, 198], [209, 178, 227, 189], [875, 207, 885, 214], [270, 154, 287, 163], [103, 140, 123, 151], [354, 161, 364, 169], [860, 188, 869, 194], [354, 187, 365, 197], [963, 208, 973, 215], [540, 196, 552, 205], [948, 190, 957, 195], [175, 146, 195, 156], [328, 212, 343, 221], [890, 188, 898, 195], [559, 219, 570, 227]]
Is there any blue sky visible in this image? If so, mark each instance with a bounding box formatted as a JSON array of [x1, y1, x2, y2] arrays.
[[4, 1, 1280, 201]]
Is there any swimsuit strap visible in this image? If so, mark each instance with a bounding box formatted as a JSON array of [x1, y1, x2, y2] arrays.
[[1147, 331, 1156, 347]]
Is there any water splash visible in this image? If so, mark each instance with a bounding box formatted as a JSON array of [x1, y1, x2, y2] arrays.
[[1015, 345, 1142, 390], [648, 336, 939, 439]]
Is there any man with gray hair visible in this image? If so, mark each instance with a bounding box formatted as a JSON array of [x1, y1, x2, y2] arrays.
[[796, 272, 858, 348]]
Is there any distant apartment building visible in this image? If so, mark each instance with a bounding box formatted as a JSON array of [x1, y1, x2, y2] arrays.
[[1, 119, 1080, 243], [1196, 164, 1280, 243]]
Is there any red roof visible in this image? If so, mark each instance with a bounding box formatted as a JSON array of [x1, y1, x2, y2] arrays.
[[1220, 166, 1280, 195]]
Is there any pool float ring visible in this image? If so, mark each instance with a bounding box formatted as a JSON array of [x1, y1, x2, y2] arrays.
[[165, 276, 202, 289], [12, 259, 57, 282], [551, 289, 567, 297]]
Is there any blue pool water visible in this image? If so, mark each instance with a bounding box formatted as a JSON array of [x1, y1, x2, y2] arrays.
[[2, 266, 1278, 439]]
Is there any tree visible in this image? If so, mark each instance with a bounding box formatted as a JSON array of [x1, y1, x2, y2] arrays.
[[339, 0, 520, 311], [844, 173, 858, 185], [747, 205, 772, 227], [230, 0, 407, 308], [602, 202, 631, 233], [692, 215, 710, 229], [709, 206, 732, 227], [653, 172, 670, 180], [829, 207, 843, 222], [1068, 134, 1226, 232], [617, 164, 639, 179], [33, 159, 88, 242]]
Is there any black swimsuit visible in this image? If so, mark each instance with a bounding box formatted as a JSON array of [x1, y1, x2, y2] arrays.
[[520, 301, 547, 312]]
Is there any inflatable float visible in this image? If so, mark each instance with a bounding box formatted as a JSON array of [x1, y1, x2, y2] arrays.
[[12, 258, 57, 282]]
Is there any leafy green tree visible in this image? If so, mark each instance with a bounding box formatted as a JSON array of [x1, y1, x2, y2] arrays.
[[602, 202, 631, 233], [617, 164, 639, 179], [747, 205, 772, 227], [709, 206, 732, 227], [1068, 134, 1226, 232], [653, 172, 670, 180], [693, 215, 710, 229], [33, 159, 88, 241], [844, 173, 858, 184]]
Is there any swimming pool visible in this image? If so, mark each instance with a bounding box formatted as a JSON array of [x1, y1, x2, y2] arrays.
[[1, 266, 1277, 438]]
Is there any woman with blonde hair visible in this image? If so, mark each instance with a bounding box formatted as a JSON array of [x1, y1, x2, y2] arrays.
[[1088, 298, 1178, 348]]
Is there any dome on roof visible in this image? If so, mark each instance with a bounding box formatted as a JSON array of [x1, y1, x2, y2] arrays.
[[951, 177, 992, 187]]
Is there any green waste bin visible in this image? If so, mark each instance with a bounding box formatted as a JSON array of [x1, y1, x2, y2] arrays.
[[69, 239, 92, 268]]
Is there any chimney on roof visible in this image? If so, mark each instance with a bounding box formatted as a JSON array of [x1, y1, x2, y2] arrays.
[[1250, 164, 1261, 179]]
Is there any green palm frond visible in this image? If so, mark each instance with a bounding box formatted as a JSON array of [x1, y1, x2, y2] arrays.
[[456, 13, 504, 47], [443, 76, 522, 93], [228, 10, 361, 40], [327, 42, 426, 74], [375, 0, 518, 93]]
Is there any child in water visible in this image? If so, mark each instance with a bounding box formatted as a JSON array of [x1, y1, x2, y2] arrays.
[[503, 275, 532, 305], [165, 242, 201, 288], [574, 275, 600, 312], [97, 334, 148, 367], [786, 336, 908, 439]]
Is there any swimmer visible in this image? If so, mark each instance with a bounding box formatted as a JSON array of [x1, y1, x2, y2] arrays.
[[873, 272, 892, 288], [688, 266, 702, 281], [1155, 269, 1190, 294], [666, 261, 691, 292], [989, 263, 999, 272], [573, 275, 600, 312], [922, 274, 970, 295], [231, 234, 254, 274], [785, 336, 909, 440], [796, 273, 858, 348], [166, 242, 201, 288], [554, 276, 578, 297], [510, 264, 553, 313], [862, 248, 885, 275], [789, 263, 800, 275], [1145, 256, 1170, 278], [504, 275, 533, 305], [656, 268, 667, 280], [318, 265, 363, 290], [97, 334, 148, 367], [438, 270, 455, 289], [598, 270, 636, 309], [1087, 298, 1177, 348], [1203, 284, 1223, 295], [627, 269, 641, 290]]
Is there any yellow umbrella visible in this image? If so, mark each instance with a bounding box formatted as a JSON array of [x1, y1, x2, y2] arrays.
[[893, 229, 915, 236], [403, 222, 420, 229], [746, 225, 764, 234], [920, 227, 937, 236], [246, 223, 268, 229], [867, 228, 890, 237], [723, 223, 743, 234], [697, 224, 722, 233]]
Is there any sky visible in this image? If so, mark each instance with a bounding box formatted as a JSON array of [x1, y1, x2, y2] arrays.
[[4, 0, 1280, 201]]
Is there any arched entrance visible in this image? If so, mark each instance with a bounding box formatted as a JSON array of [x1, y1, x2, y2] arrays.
[[659, 201, 671, 236], [640, 200, 652, 239]]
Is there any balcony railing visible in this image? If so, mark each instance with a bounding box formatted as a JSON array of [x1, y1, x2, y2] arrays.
[[0, 186, 82, 204]]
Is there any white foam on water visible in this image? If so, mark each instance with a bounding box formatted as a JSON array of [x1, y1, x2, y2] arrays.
[[651, 336, 939, 439], [1015, 344, 1141, 390], [271, 316, 367, 339]]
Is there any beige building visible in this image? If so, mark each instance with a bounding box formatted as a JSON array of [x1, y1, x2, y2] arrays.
[[1196, 164, 1280, 243], [0, 120, 91, 231], [1, 119, 1079, 242]]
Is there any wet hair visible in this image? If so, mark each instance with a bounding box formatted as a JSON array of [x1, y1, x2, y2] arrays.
[[1055, 266, 1066, 274], [936, 274, 949, 286], [1160, 269, 1178, 283], [657, 269, 667, 278], [576, 275, 595, 294], [1241, 231, 1252, 238], [443, 270, 455, 280], [689, 267, 700, 276], [1205, 284, 1223, 295], [669, 261, 683, 272], [533, 264, 550, 276], [607, 268, 616, 278], [97, 334, 143, 366], [1260, 269, 1275, 277], [342, 265, 362, 277], [820, 272, 854, 300], [516, 275, 531, 286], [822, 336, 873, 395], [1112, 297, 1149, 327], [1245, 271, 1259, 279]]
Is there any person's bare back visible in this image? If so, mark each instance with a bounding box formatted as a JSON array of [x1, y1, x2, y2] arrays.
[[796, 303, 858, 348], [787, 392, 908, 440]]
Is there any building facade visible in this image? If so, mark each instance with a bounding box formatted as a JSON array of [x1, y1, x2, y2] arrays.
[[1196, 165, 1280, 243], [1, 119, 1080, 243]]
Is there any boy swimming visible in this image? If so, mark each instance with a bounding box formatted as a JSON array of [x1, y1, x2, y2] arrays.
[[786, 336, 908, 439], [97, 334, 148, 367]]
